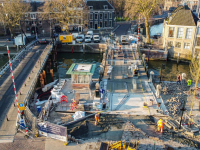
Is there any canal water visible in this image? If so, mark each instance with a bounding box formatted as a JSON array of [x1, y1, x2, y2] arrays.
[[0, 55, 9, 68], [150, 23, 163, 36], [44, 52, 103, 84], [0, 53, 191, 82], [147, 60, 191, 81]]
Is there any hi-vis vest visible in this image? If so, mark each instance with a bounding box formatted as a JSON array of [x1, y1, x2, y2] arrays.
[[157, 120, 164, 126], [187, 80, 192, 86]]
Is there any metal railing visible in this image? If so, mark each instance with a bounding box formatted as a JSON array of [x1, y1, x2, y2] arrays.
[[0, 40, 38, 76], [23, 43, 53, 106]]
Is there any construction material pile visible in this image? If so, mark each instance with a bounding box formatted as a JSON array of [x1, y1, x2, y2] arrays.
[[161, 82, 188, 117]]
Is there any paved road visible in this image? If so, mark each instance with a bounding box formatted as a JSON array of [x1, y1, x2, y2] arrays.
[[0, 49, 32, 87], [0, 44, 46, 127], [114, 23, 132, 36]]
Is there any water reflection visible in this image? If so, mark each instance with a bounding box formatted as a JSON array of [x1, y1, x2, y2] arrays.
[[148, 60, 190, 81], [57, 53, 102, 79]]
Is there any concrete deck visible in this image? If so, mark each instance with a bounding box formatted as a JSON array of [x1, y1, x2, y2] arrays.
[[102, 46, 160, 115]]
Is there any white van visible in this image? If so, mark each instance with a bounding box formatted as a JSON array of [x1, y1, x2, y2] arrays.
[[93, 35, 100, 43], [76, 34, 85, 43], [87, 31, 93, 40], [85, 35, 91, 43]]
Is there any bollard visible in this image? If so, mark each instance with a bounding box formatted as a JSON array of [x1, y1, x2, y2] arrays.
[[6, 115, 9, 121], [29, 76, 30, 79], [24, 82, 26, 86]]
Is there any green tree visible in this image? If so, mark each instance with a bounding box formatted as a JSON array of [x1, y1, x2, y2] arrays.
[[124, 0, 163, 43], [0, 0, 30, 37]]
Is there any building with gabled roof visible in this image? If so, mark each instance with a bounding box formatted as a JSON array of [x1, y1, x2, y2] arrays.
[[86, 0, 115, 30], [162, 5, 200, 60]]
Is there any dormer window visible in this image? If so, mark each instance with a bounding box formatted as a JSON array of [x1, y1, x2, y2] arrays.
[[89, 6, 93, 10], [104, 5, 108, 10]]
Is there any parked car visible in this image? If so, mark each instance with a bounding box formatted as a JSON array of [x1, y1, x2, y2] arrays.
[[93, 35, 100, 43], [76, 34, 84, 43], [39, 38, 48, 44], [85, 35, 91, 43]]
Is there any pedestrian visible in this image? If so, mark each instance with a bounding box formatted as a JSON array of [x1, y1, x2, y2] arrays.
[[71, 46, 73, 53], [177, 74, 181, 85], [157, 119, 164, 133], [100, 87, 105, 99]]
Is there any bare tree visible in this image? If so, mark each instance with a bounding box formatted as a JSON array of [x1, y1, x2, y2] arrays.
[[189, 53, 200, 115], [124, 0, 163, 43], [39, 0, 85, 32], [0, 0, 30, 37], [108, 0, 125, 17]]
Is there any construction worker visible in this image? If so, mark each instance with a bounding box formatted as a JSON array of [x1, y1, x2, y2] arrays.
[[100, 87, 105, 99], [95, 113, 100, 126], [177, 74, 181, 85], [187, 79, 192, 87], [157, 119, 165, 133], [119, 44, 122, 51]]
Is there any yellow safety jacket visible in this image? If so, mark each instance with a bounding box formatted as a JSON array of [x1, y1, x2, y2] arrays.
[[157, 120, 164, 127], [187, 80, 192, 86]]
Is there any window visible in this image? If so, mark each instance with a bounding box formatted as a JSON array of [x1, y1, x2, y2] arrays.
[[177, 27, 184, 38], [90, 22, 93, 28], [100, 13, 103, 19], [168, 27, 174, 37], [104, 5, 108, 10], [109, 13, 112, 19], [25, 13, 28, 17], [79, 19, 82, 24], [30, 14, 36, 19], [89, 13, 93, 20], [109, 20, 112, 27], [184, 43, 190, 49], [185, 28, 193, 39], [175, 42, 181, 48], [89, 6, 93, 10], [104, 13, 108, 19], [100, 21, 103, 27], [95, 13, 98, 20], [105, 21, 108, 27], [168, 41, 173, 47]]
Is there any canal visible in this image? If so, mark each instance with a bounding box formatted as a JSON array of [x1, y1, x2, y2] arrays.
[[0, 53, 191, 82]]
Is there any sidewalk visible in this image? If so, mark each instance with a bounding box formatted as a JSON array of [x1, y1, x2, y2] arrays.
[[0, 44, 52, 143]]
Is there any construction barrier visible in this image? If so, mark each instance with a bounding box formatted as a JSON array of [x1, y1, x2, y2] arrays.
[[38, 122, 68, 142]]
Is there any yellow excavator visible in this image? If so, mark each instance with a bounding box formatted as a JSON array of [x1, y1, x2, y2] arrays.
[[108, 141, 139, 150]]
